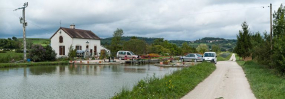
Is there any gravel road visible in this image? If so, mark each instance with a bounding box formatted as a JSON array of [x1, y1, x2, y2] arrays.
[[182, 54, 256, 99]]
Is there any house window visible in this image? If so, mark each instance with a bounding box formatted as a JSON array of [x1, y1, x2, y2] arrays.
[[94, 46, 97, 55], [59, 46, 65, 55], [76, 46, 82, 50], [59, 36, 63, 43]]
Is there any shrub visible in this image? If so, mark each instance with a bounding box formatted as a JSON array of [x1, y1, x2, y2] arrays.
[[68, 45, 76, 60], [99, 50, 107, 59], [147, 53, 160, 58], [29, 45, 56, 62]]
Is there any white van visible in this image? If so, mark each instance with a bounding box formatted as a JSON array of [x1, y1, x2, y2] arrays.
[[203, 52, 217, 64], [116, 51, 138, 60]]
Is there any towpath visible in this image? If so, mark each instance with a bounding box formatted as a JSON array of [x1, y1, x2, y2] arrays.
[[182, 54, 255, 99]]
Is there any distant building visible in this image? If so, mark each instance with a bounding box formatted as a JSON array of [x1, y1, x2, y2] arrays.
[[50, 24, 109, 58]]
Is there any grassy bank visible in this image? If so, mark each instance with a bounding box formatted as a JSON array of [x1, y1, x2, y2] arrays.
[[217, 52, 232, 61], [112, 62, 216, 99], [236, 57, 285, 98], [0, 61, 69, 68], [0, 51, 24, 63]]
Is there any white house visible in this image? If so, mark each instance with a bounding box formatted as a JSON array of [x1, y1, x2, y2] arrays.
[[50, 24, 110, 58]]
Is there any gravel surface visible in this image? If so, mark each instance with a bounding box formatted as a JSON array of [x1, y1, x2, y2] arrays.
[[182, 54, 255, 99]]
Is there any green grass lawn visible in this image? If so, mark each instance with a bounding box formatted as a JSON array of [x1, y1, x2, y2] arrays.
[[112, 62, 216, 99], [235, 54, 285, 99]]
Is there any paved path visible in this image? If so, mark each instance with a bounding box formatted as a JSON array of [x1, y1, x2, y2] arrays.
[[182, 54, 255, 99]]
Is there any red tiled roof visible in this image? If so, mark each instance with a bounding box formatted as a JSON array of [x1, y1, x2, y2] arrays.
[[50, 27, 101, 40]]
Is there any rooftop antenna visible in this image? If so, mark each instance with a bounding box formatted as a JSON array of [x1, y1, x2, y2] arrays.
[[14, 2, 28, 62]]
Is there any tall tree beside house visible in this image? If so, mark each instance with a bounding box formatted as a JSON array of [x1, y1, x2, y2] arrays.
[[110, 28, 124, 57], [234, 21, 252, 60]]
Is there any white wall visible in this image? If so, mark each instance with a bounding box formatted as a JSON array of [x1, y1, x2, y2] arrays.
[[72, 38, 101, 56], [51, 29, 110, 58], [50, 29, 73, 58]]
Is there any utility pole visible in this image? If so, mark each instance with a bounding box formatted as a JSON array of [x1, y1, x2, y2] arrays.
[[270, 3, 272, 50], [14, 2, 28, 62]]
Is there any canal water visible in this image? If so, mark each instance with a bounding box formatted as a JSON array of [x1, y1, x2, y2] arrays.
[[0, 64, 181, 99]]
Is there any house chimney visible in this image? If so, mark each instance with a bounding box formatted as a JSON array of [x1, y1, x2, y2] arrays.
[[70, 24, 75, 29]]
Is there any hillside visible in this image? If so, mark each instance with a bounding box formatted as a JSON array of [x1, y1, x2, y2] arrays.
[[13, 36, 236, 52]]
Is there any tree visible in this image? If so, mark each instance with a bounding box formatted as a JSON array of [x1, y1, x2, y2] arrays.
[[235, 21, 252, 60], [181, 42, 196, 55], [211, 44, 220, 53], [110, 28, 124, 57], [272, 4, 285, 74], [123, 39, 147, 55], [196, 44, 208, 54]]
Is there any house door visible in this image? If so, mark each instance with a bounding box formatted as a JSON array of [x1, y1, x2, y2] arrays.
[[90, 49, 92, 56], [94, 46, 97, 55]]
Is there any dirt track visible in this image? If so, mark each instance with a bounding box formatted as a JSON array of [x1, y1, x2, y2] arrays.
[[182, 54, 256, 99]]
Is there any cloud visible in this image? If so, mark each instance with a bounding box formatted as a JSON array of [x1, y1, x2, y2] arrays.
[[0, 0, 283, 41]]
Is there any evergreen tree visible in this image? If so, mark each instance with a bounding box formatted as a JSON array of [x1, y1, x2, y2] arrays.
[[235, 21, 252, 60], [272, 4, 285, 74]]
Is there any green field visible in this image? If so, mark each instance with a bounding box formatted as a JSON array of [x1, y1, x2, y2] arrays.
[[18, 38, 50, 46], [235, 54, 285, 99], [112, 62, 216, 99], [0, 51, 23, 63]]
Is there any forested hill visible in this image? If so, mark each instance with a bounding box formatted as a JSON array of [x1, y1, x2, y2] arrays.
[[101, 36, 237, 51], [101, 36, 162, 45], [101, 36, 235, 45]]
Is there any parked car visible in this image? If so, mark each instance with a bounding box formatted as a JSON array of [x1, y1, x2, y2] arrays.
[[203, 52, 217, 64], [181, 53, 203, 62], [116, 51, 138, 60]]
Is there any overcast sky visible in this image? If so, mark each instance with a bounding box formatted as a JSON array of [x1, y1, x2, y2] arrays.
[[0, 0, 284, 41]]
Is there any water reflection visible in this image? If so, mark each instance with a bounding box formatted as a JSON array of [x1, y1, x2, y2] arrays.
[[29, 66, 56, 75], [26, 65, 157, 76], [0, 64, 180, 99]]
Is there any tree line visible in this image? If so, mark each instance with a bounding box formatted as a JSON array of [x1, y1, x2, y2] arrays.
[[107, 28, 221, 57], [234, 4, 285, 75]]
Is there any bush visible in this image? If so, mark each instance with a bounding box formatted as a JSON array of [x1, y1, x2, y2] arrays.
[[99, 50, 107, 59], [15, 49, 23, 53], [29, 45, 56, 62], [147, 53, 160, 58]]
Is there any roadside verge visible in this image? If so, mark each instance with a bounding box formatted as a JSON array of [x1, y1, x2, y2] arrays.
[[236, 58, 285, 98], [112, 62, 216, 99]]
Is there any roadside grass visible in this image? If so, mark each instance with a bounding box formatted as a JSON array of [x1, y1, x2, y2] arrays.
[[0, 61, 69, 68], [235, 54, 285, 99], [112, 62, 216, 99], [217, 52, 232, 61]]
